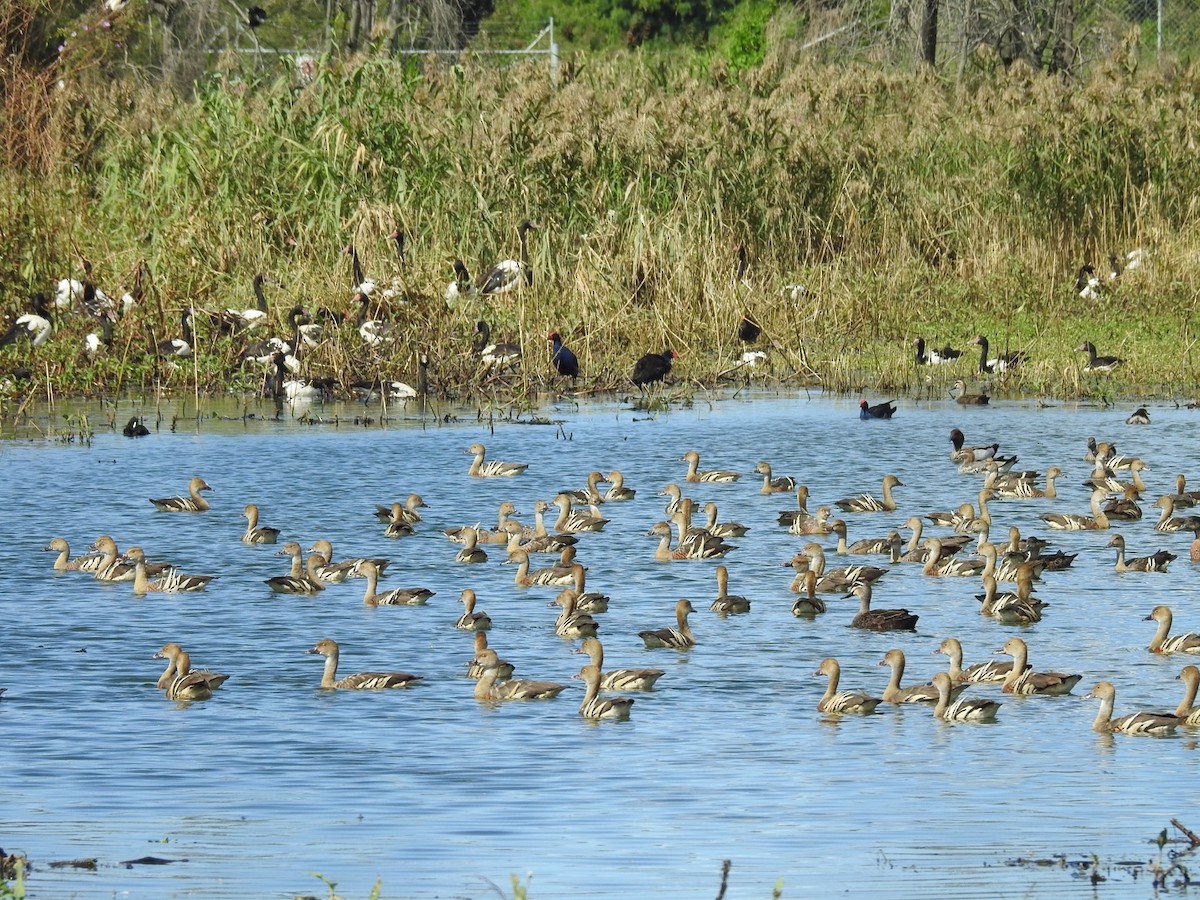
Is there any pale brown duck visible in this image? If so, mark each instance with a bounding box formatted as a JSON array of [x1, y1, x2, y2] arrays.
[[308, 638, 421, 690]]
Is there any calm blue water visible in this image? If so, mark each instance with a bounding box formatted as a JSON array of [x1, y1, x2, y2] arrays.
[[2, 390, 1198, 898]]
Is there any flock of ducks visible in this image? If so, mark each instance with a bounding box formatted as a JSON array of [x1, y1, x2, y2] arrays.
[[24, 406, 1200, 735]]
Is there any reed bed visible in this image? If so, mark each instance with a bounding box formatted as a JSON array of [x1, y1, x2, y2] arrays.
[[4, 25, 1200, 407]]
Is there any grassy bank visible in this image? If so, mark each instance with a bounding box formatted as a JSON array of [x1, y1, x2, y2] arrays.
[[4, 16, 1200, 407]]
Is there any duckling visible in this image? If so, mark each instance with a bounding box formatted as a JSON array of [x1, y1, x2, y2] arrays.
[[241, 503, 280, 545], [1086, 681, 1179, 735], [359, 560, 434, 606], [996, 638, 1081, 695], [878, 649, 965, 703], [754, 461, 796, 494], [577, 664, 635, 719], [848, 582, 917, 631], [835, 474, 903, 513], [710, 564, 751, 616], [577, 637, 664, 691], [1144, 606, 1200, 654], [931, 672, 1001, 723], [455, 589, 492, 631], [466, 442, 528, 477], [149, 476, 212, 512], [308, 638, 421, 690], [638, 599, 696, 649], [1108, 534, 1176, 572], [680, 450, 740, 483], [814, 657, 882, 714]]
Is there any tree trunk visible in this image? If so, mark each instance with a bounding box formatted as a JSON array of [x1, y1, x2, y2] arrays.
[[919, 0, 938, 66]]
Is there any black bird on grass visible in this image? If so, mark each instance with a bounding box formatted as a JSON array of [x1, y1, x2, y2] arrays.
[[859, 400, 897, 420], [547, 331, 579, 379], [631, 349, 677, 388]]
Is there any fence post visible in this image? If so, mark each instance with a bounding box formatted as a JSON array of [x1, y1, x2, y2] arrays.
[[549, 18, 558, 83]]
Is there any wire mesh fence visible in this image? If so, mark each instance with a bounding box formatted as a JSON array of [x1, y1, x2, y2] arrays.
[[793, 0, 1196, 75]]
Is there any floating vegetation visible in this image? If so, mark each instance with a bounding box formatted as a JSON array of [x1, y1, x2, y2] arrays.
[[1001, 820, 1198, 890]]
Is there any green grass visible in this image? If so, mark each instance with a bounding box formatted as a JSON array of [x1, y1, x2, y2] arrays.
[[4, 12, 1200, 405]]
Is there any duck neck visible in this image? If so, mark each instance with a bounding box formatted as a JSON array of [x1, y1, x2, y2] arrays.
[[1176, 674, 1199, 718], [1150, 616, 1171, 653], [133, 559, 152, 594], [321, 651, 339, 688], [156, 654, 177, 689], [1092, 694, 1116, 732]]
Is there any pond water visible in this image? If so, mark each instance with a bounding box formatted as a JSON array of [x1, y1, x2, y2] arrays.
[[2, 389, 1198, 899]]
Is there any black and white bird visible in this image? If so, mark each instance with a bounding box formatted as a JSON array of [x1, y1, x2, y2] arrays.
[[914, 337, 962, 365], [157, 310, 194, 359], [969, 334, 1024, 374], [474, 320, 520, 370], [355, 293, 392, 346], [223, 273, 273, 332], [0, 293, 53, 348], [1075, 264, 1102, 300], [444, 259, 476, 308], [477, 220, 536, 295], [344, 243, 376, 298], [1075, 341, 1123, 373]]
